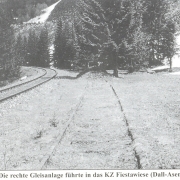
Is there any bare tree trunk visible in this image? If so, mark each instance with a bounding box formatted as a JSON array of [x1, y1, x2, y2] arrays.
[[169, 57, 172, 72], [113, 53, 118, 77], [151, 42, 155, 66]]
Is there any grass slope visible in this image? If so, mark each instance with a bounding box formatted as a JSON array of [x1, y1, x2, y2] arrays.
[[111, 72, 180, 169]]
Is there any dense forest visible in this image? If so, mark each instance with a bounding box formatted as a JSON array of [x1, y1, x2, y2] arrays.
[[0, 0, 20, 80], [0, 0, 52, 81], [52, 0, 178, 76], [1, 0, 180, 80]]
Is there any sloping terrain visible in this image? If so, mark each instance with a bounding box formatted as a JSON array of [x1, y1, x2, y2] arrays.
[[13, 0, 61, 46], [26, 0, 61, 24]]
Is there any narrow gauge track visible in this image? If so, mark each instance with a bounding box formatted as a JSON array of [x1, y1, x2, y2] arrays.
[[0, 68, 57, 103], [109, 82, 142, 169], [39, 83, 88, 170], [0, 67, 47, 93], [39, 77, 137, 169]]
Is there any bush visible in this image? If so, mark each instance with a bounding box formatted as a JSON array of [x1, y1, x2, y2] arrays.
[[128, 66, 134, 73]]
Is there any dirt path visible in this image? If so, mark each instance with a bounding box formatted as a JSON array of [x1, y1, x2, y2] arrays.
[[44, 75, 137, 169]]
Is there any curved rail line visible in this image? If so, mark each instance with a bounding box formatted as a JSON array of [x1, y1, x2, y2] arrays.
[[0, 68, 57, 103], [0, 67, 47, 93]]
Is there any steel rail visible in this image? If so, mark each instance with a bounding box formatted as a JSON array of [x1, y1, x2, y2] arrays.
[[0, 67, 47, 93], [0, 68, 57, 103]]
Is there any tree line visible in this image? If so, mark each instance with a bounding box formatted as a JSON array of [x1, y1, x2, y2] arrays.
[[0, 1, 20, 81], [0, 0, 50, 81], [15, 28, 50, 68], [0, 0, 177, 81], [53, 0, 176, 76], [0, 0, 54, 81]]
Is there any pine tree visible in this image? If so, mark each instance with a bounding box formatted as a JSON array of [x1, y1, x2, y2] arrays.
[[78, 0, 133, 76], [0, 1, 20, 80], [14, 34, 25, 66], [53, 18, 67, 68], [78, 0, 106, 55], [36, 28, 50, 67], [143, 0, 170, 66], [27, 30, 39, 66], [77, 0, 108, 72], [124, 0, 150, 69], [161, 21, 175, 71], [22, 36, 28, 66]]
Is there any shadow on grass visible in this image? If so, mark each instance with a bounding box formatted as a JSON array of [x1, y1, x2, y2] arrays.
[[55, 69, 90, 80], [55, 68, 123, 80]]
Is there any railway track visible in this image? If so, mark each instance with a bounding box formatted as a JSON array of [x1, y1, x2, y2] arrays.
[[39, 82, 88, 170], [108, 82, 142, 169], [39, 76, 138, 169], [0, 68, 57, 103], [0, 70, 141, 170], [0, 67, 47, 93]]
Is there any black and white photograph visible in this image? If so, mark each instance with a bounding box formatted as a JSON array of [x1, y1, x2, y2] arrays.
[[0, 0, 180, 171]]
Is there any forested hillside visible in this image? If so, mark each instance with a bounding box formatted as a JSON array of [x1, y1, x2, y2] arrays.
[[0, 1, 20, 81], [0, 0, 58, 82], [1, 0, 180, 80], [1, 0, 58, 24]]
